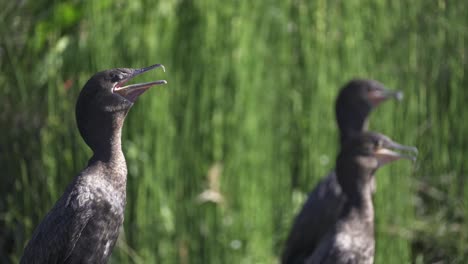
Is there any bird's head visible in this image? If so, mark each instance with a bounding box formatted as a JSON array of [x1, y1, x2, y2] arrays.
[[76, 64, 167, 152], [336, 132, 417, 193], [335, 79, 402, 143]]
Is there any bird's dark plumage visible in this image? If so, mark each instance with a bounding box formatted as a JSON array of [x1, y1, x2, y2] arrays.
[[282, 79, 402, 264], [304, 132, 416, 264], [21, 64, 166, 263]]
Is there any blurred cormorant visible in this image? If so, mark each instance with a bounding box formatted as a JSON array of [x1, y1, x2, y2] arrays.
[[282, 79, 402, 264], [304, 132, 417, 264]]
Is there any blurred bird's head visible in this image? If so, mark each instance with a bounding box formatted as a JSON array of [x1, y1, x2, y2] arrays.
[[335, 79, 402, 144], [336, 132, 417, 193]]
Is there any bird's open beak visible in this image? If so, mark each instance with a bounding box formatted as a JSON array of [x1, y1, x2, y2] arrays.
[[375, 140, 418, 166], [114, 64, 167, 102], [368, 88, 403, 106]]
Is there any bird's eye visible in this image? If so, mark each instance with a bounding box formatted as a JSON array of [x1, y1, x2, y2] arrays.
[[110, 73, 122, 83], [376, 139, 383, 149]]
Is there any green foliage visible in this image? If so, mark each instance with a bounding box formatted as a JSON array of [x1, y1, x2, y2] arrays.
[[0, 0, 467, 263]]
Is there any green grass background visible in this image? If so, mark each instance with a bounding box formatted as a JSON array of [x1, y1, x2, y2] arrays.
[[0, 0, 466, 263]]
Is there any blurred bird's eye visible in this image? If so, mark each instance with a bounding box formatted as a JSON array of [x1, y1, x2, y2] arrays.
[[376, 140, 383, 149]]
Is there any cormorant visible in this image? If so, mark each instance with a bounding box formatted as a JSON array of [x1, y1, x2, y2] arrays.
[[304, 132, 417, 264], [282, 79, 402, 264], [20, 64, 167, 263]]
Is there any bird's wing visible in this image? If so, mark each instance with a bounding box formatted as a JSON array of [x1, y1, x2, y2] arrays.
[[282, 170, 346, 264], [20, 185, 94, 264], [303, 231, 336, 264]]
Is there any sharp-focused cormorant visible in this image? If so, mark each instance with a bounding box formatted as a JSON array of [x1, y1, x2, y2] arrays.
[[304, 132, 417, 264], [20, 64, 167, 263], [282, 79, 402, 264]]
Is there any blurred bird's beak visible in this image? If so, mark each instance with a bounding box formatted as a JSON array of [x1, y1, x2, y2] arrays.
[[375, 140, 418, 166], [368, 88, 403, 106]]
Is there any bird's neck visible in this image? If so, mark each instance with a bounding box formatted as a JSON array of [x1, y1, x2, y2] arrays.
[[342, 183, 374, 223], [92, 129, 124, 161], [87, 123, 128, 184], [84, 113, 126, 163], [337, 160, 375, 222], [339, 118, 369, 145], [336, 104, 370, 145]]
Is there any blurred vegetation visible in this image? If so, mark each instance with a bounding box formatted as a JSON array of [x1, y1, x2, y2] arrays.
[[0, 0, 467, 263]]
